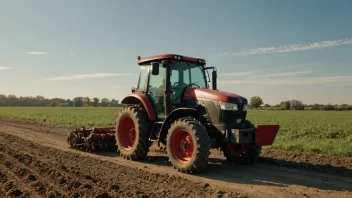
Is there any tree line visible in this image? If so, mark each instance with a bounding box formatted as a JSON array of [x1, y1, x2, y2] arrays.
[[249, 96, 352, 111], [1, 94, 351, 111], [0, 94, 122, 107]]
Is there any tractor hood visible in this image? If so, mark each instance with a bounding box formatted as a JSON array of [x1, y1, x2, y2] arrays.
[[183, 88, 247, 104]]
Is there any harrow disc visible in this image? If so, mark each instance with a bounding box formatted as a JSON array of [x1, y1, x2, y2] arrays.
[[67, 127, 117, 152]]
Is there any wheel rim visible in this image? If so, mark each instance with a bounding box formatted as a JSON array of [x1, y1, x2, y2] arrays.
[[226, 144, 248, 157], [117, 115, 136, 151], [171, 130, 194, 164]]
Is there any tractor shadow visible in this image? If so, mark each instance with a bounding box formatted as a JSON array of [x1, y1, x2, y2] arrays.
[[85, 148, 352, 192], [140, 153, 352, 192]]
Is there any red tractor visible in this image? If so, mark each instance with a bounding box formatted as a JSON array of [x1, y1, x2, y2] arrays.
[[67, 54, 279, 173], [114, 54, 280, 174]]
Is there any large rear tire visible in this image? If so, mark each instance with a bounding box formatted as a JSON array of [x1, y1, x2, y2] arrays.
[[166, 118, 211, 174], [115, 106, 151, 160]]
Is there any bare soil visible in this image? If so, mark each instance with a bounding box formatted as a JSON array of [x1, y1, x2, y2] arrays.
[[0, 119, 351, 198]]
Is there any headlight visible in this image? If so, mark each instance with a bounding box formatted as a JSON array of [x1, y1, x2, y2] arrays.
[[219, 102, 238, 111], [243, 104, 248, 111]]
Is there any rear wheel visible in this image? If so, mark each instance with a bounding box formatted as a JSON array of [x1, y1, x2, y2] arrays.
[[115, 106, 151, 160], [166, 118, 211, 174]]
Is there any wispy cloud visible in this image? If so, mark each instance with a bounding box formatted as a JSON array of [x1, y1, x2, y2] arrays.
[[220, 63, 316, 77], [26, 52, 48, 55], [218, 75, 352, 86], [44, 73, 132, 81], [264, 63, 317, 71], [325, 82, 352, 87], [69, 53, 75, 56], [213, 38, 352, 57], [0, 67, 10, 70], [220, 71, 255, 76], [258, 71, 311, 77]]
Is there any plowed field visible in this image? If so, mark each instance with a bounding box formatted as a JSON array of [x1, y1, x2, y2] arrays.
[[0, 119, 351, 198]]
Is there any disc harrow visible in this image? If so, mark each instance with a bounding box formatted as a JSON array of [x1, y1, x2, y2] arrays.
[[67, 127, 117, 152]]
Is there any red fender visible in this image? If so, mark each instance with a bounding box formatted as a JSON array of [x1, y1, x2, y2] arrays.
[[255, 125, 280, 146], [121, 93, 157, 121]]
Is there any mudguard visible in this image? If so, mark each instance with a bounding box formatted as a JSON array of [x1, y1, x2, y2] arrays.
[[121, 93, 157, 121], [157, 108, 198, 144], [255, 125, 280, 146]]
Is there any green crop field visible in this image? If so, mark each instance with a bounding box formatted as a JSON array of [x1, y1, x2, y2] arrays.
[[0, 107, 351, 157]]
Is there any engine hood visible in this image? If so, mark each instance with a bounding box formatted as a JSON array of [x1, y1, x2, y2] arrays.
[[183, 88, 247, 104]]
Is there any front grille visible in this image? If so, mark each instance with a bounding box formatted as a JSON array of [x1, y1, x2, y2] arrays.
[[221, 109, 247, 124]]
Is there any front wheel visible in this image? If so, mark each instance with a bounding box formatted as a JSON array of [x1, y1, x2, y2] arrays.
[[166, 118, 211, 174], [223, 143, 262, 165]]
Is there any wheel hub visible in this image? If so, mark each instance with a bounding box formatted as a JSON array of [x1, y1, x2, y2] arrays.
[[171, 130, 194, 164], [181, 141, 189, 151], [128, 129, 135, 136]]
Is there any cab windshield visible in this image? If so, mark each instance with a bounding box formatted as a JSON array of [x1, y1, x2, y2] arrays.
[[170, 62, 207, 89]]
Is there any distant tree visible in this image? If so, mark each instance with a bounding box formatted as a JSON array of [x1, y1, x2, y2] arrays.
[[280, 101, 291, 110], [66, 99, 74, 107], [309, 103, 320, 110], [73, 97, 84, 107], [321, 103, 335, 111], [110, 99, 119, 107], [50, 98, 66, 107], [290, 100, 304, 110], [50, 101, 57, 107], [335, 104, 349, 111], [264, 104, 271, 108], [92, 97, 99, 107], [101, 98, 109, 107], [250, 96, 263, 108], [83, 97, 91, 107]]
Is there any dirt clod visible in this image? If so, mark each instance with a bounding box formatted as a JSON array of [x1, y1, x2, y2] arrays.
[[82, 184, 92, 189], [6, 189, 23, 197], [95, 192, 112, 198], [4, 181, 14, 191], [109, 184, 120, 191], [27, 174, 37, 181]]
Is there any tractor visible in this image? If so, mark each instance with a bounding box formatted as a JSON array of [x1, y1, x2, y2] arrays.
[[114, 54, 280, 174], [67, 54, 280, 174]]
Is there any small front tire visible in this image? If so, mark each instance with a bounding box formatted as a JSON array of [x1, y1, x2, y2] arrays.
[[166, 118, 211, 174]]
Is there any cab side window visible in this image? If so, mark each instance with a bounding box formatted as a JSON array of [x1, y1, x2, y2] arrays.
[[137, 66, 150, 91]]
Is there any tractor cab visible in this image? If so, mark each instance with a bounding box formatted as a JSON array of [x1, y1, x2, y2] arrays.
[[132, 54, 216, 120]]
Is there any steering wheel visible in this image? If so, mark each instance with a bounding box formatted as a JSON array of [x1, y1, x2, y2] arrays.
[[172, 82, 187, 88], [187, 83, 201, 88]]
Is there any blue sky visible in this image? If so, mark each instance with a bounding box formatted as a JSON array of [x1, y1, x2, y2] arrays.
[[0, 0, 351, 105]]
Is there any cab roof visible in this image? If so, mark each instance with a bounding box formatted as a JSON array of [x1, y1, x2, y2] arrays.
[[138, 54, 206, 65]]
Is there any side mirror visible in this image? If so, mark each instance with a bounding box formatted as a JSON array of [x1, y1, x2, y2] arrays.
[[151, 62, 159, 75], [212, 70, 217, 90], [131, 87, 136, 93]]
